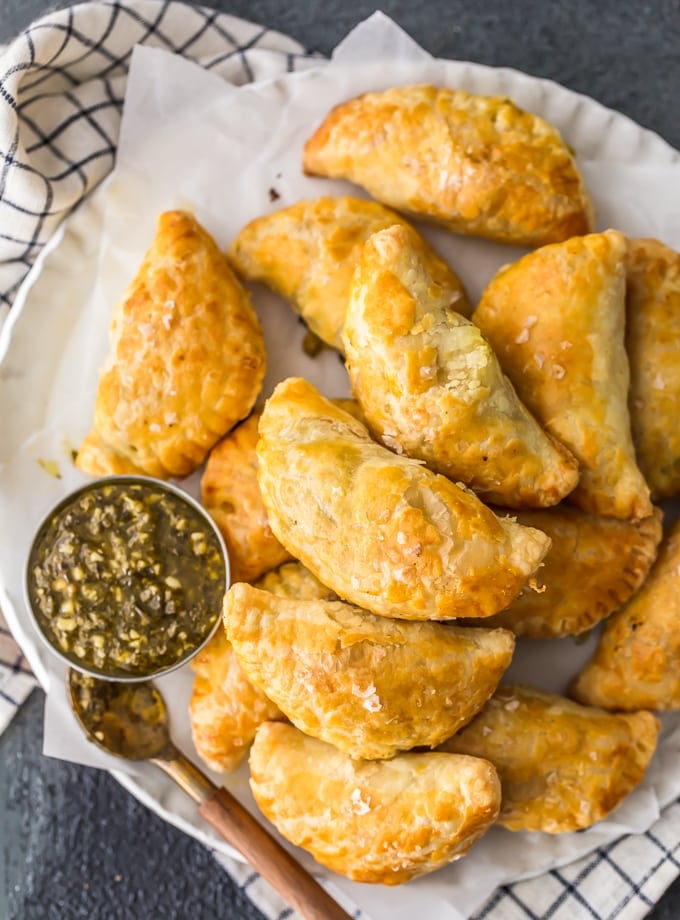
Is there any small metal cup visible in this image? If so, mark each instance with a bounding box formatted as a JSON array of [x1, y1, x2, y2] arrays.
[[24, 475, 230, 682]]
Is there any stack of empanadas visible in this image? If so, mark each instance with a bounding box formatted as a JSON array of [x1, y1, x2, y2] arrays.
[[79, 81, 680, 888]]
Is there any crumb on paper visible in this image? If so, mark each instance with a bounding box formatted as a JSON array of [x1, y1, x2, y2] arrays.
[[268, 187, 280, 202], [62, 438, 78, 464], [37, 458, 61, 479]]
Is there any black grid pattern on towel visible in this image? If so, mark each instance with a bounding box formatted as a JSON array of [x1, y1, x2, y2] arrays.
[[0, 0, 315, 308]]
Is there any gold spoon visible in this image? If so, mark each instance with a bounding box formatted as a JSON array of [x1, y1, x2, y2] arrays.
[[67, 669, 351, 920]]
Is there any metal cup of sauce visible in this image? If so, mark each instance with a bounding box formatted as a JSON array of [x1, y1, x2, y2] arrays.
[[24, 475, 230, 681]]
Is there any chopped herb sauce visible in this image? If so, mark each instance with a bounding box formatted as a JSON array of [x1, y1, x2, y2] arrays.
[[28, 481, 226, 676]]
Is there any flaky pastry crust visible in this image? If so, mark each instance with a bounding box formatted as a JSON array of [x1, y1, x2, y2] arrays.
[[249, 722, 501, 884], [626, 238, 680, 499], [474, 230, 652, 521], [303, 85, 594, 246], [471, 506, 663, 638], [189, 628, 283, 774], [571, 518, 680, 711], [189, 561, 335, 773], [343, 225, 578, 507], [256, 377, 551, 620], [201, 410, 291, 584], [201, 400, 366, 584], [440, 685, 660, 832], [228, 196, 469, 351], [225, 582, 514, 760], [77, 211, 266, 478]]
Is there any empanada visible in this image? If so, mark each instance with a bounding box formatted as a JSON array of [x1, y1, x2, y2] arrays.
[[75, 431, 146, 476], [228, 196, 470, 352], [626, 238, 680, 499], [474, 230, 652, 520], [77, 211, 266, 479], [189, 628, 283, 774], [467, 507, 663, 638], [344, 225, 578, 508], [257, 377, 551, 620], [303, 85, 593, 247], [190, 561, 336, 772], [201, 410, 292, 584], [440, 685, 660, 833], [225, 582, 515, 759], [201, 400, 365, 584], [571, 518, 680, 711], [249, 722, 501, 884], [255, 559, 338, 601]]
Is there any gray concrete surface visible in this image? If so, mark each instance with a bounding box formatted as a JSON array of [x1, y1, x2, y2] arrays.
[[1, 1, 680, 918]]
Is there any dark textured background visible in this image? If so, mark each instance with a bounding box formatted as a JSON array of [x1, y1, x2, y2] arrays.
[[1, 1, 680, 918]]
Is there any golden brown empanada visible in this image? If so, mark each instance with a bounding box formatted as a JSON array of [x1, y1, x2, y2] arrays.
[[467, 506, 663, 638], [440, 685, 660, 833], [77, 211, 266, 479], [344, 225, 578, 508], [75, 431, 146, 476], [303, 85, 593, 247], [190, 561, 336, 773], [249, 722, 501, 884], [257, 377, 551, 620], [254, 559, 338, 601], [201, 400, 366, 584], [225, 582, 515, 759], [475, 230, 652, 521], [626, 238, 680, 499], [571, 518, 680, 711], [189, 628, 283, 774], [201, 410, 292, 584], [228, 196, 469, 352]]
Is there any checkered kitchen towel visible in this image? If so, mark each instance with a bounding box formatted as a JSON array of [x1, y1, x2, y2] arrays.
[[0, 3, 679, 919]]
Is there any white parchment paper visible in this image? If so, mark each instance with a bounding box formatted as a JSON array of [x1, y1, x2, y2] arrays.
[[2, 13, 680, 920]]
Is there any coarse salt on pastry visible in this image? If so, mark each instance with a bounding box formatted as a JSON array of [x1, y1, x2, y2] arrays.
[[190, 561, 336, 773], [77, 210, 266, 479], [440, 684, 660, 833], [343, 224, 578, 508], [303, 84, 593, 247], [225, 582, 515, 760], [475, 230, 652, 521], [250, 722, 501, 884], [256, 376, 551, 621], [228, 196, 470, 352], [466, 506, 662, 638]]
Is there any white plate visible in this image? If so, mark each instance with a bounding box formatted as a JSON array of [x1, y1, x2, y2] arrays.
[[2, 18, 680, 920]]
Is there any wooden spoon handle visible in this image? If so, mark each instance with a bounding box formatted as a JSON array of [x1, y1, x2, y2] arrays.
[[199, 786, 352, 920]]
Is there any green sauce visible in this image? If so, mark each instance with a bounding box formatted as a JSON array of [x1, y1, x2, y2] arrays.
[[28, 481, 226, 676]]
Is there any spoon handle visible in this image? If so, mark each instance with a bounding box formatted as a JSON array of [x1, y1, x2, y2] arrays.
[[199, 786, 353, 920]]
